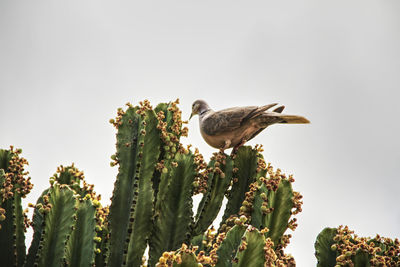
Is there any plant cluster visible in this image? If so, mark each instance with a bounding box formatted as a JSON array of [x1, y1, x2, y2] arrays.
[[1, 99, 398, 266]]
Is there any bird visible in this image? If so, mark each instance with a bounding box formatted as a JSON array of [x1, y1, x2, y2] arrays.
[[189, 99, 310, 152]]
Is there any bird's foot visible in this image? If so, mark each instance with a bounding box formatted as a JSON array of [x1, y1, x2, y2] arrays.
[[231, 139, 247, 156], [220, 140, 231, 155]]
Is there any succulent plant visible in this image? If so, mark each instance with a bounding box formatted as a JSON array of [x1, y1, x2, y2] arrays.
[[315, 226, 400, 266], [1, 99, 304, 267], [0, 147, 32, 267]]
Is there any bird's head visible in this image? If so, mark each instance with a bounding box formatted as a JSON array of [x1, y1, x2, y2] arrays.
[[189, 100, 210, 120]]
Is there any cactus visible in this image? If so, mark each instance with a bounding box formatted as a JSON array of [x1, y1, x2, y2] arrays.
[[1, 99, 306, 267], [148, 152, 197, 266], [214, 225, 246, 267], [34, 183, 77, 267], [25, 164, 105, 267], [219, 146, 261, 227], [107, 102, 162, 267], [157, 223, 296, 267], [193, 152, 234, 237], [0, 147, 32, 267], [315, 225, 400, 266], [64, 198, 97, 266]]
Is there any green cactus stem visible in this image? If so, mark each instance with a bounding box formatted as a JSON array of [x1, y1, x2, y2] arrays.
[[193, 152, 233, 237], [0, 148, 31, 267], [94, 225, 109, 267], [315, 226, 400, 266], [108, 103, 162, 267], [214, 225, 247, 267], [220, 146, 260, 230], [107, 105, 144, 266], [34, 183, 77, 267], [152, 102, 174, 199], [315, 227, 337, 267], [153, 100, 189, 203], [172, 251, 198, 267], [124, 108, 162, 267], [25, 191, 47, 267], [64, 198, 96, 267], [254, 179, 294, 247], [233, 227, 267, 267], [0, 191, 26, 267], [26, 164, 100, 267], [149, 152, 196, 267]]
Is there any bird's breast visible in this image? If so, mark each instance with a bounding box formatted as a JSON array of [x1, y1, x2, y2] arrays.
[[200, 130, 227, 149]]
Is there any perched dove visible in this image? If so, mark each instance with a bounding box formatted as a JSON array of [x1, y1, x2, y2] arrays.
[[189, 100, 309, 151]]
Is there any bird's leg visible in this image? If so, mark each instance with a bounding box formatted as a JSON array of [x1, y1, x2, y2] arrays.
[[220, 140, 231, 154], [231, 138, 247, 155]]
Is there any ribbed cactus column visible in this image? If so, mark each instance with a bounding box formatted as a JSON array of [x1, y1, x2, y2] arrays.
[[214, 225, 247, 267], [250, 178, 295, 247], [107, 102, 162, 267], [34, 183, 77, 267], [26, 164, 105, 267], [220, 146, 260, 229], [0, 147, 32, 267], [25, 190, 46, 267], [148, 152, 197, 267], [124, 106, 162, 267], [314, 227, 337, 267], [233, 227, 268, 267], [193, 152, 233, 237], [64, 198, 97, 266]]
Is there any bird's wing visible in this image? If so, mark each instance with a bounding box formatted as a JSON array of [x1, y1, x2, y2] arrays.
[[201, 104, 278, 136]]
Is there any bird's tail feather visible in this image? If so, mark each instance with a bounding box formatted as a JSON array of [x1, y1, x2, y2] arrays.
[[258, 113, 310, 127], [278, 114, 310, 124]]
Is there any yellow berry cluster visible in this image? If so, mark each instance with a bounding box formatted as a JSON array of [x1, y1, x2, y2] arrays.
[[331, 225, 400, 266], [155, 251, 179, 267], [192, 148, 208, 194], [0, 208, 5, 229], [136, 100, 153, 117], [1, 146, 33, 202], [168, 99, 188, 137], [109, 107, 126, 129]]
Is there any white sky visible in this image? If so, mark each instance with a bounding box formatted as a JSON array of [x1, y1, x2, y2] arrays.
[[1, 1, 399, 266]]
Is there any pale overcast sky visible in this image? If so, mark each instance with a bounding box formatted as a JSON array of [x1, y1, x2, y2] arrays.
[[1, 1, 399, 266]]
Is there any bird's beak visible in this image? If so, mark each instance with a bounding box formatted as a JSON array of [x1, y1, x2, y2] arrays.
[[189, 112, 194, 120]]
